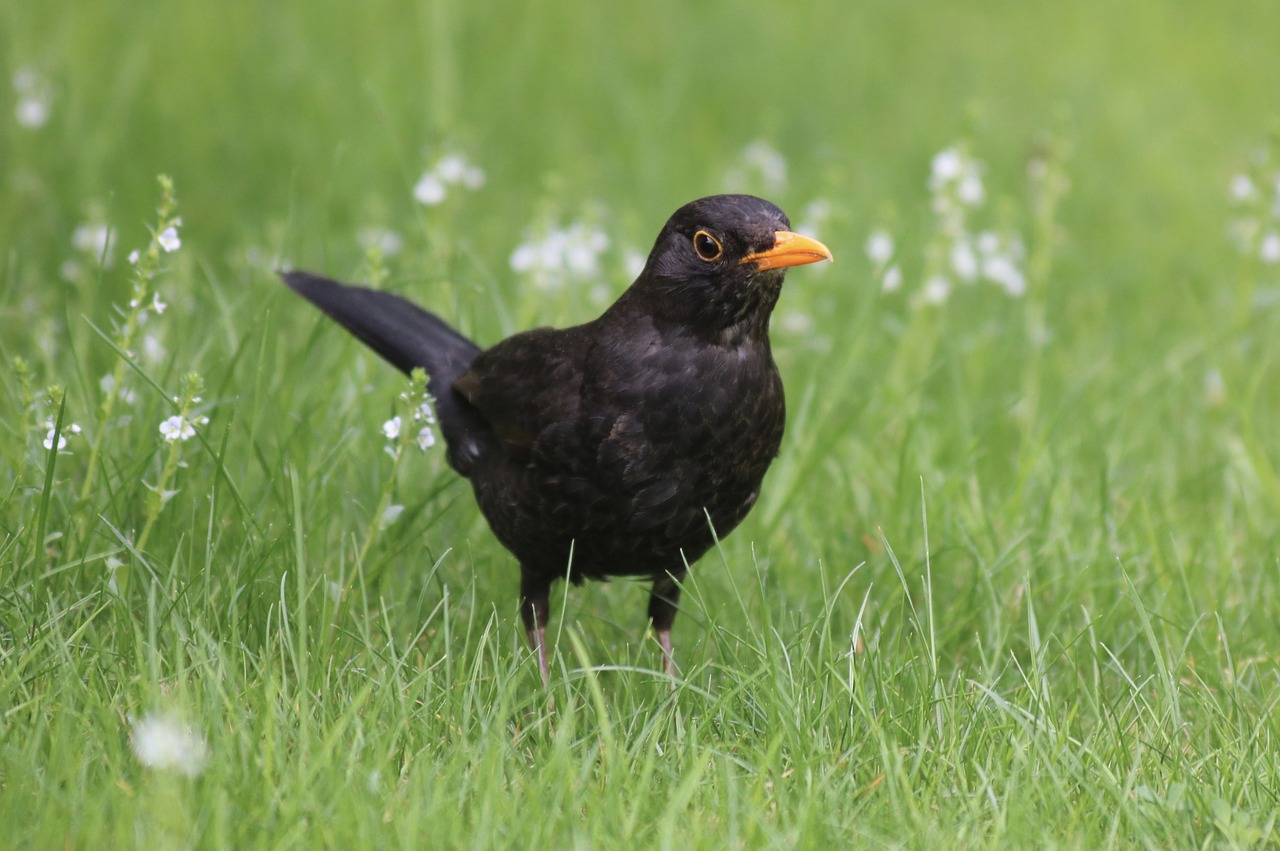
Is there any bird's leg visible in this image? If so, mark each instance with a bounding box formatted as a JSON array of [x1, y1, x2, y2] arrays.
[[520, 573, 551, 686], [647, 573, 683, 678]]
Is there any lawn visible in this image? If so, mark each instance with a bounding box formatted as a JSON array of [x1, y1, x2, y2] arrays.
[[3, 1, 1280, 847]]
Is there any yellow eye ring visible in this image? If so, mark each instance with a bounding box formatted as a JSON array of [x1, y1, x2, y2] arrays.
[[693, 230, 723, 262]]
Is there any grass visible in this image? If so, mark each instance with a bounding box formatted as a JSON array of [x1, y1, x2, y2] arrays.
[[4, 0, 1280, 847]]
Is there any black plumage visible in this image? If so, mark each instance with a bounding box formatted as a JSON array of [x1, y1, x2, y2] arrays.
[[283, 194, 832, 681]]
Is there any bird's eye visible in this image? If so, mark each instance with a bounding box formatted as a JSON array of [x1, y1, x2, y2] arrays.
[[693, 230, 723, 262]]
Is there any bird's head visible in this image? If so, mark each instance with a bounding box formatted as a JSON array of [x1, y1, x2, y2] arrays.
[[635, 194, 832, 338]]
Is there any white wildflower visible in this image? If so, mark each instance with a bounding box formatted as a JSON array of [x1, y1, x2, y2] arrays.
[[416, 427, 436, 451], [73, 223, 115, 266], [151, 293, 168, 314], [622, 249, 647, 281], [957, 172, 985, 207], [741, 140, 788, 193], [434, 154, 470, 183], [13, 68, 51, 129], [157, 225, 181, 253], [930, 148, 964, 184], [949, 236, 979, 281], [510, 221, 610, 290], [16, 98, 49, 129], [413, 172, 447, 206], [142, 334, 166, 363], [1229, 174, 1256, 203], [379, 504, 405, 529], [382, 416, 401, 440], [983, 254, 1026, 296], [100, 374, 138, 405], [159, 415, 196, 442], [865, 229, 894, 266], [130, 712, 209, 777], [42, 420, 81, 451], [921, 275, 951, 305], [795, 198, 832, 237], [356, 228, 404, 257], [1260, 231, 1280, 264], [976, 230, 1001, 256], [881, 264, 902, 293], [413, 152, 485, 206], [726, 140, 788, 193]]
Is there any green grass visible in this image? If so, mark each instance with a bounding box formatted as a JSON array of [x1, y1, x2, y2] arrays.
[[4, 0, 1280, 847]]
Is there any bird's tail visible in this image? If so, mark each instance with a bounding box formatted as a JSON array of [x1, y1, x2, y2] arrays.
[[282, 270, 489, 475]]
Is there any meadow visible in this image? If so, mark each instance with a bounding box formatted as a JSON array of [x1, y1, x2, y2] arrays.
[[3, 1, 1280, 847]]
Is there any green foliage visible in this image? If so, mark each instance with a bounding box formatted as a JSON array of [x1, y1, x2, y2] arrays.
[[3, 1, 1280, 847]]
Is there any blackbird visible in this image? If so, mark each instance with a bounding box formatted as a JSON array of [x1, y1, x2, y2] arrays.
[[283, 194, 831, 682]]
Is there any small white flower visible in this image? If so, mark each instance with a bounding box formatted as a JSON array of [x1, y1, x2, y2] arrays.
[[949, 237, 979, 281], [434, 154, 469, 183], [16, 97, 49, 129], [416, 427, 436, 451], [356, 228, 404, 257], [130, 712, 209, 777], [983, 255, 1026, 297], [41, 421, 81, 451], [379, 504, 405, 529], [739, 140, 788, 193], [957, 172, 985, 207], [921, 275, 951, 305], [622, 249, 647, 281], [128, 249, 141, 265], [99, 374, 136, 404], [976, 230, 1001, 256], [413, 172, 447, 206], [382, 416, 402, 440], [414, 400, 436, 423], [1229, 174, 1256, 203], [564, 241, 603, 277], [795, 199, 832, 237], [865, 229, 894, 266], [1260, 231, 1280, 264], [510, 221, 610, 289], [152, 293, 167, 314], [159, 415, 196, 442], [12, 68, 51, 129], [461, 166, 486, 189], [930, 148, 964, 184], [881, 264, 903, 293], [157, 225, 181, 253], [73, 223, 115, 265], [508, 242, 538, 274]]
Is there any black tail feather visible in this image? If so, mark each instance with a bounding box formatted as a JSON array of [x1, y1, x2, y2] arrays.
[[282, 270, 489, 474]]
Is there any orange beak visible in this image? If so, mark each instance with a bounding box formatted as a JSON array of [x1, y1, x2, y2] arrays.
[[740, 231, 833, 271]]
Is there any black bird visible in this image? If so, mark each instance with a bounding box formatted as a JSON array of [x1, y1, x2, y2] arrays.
[[283, 194, 832, 681]]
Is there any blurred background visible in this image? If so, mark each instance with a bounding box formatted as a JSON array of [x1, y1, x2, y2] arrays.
[[5, 1, 1280, 844]]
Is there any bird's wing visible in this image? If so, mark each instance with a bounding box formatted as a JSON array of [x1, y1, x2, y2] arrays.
[[452, 326, 586, 455]]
